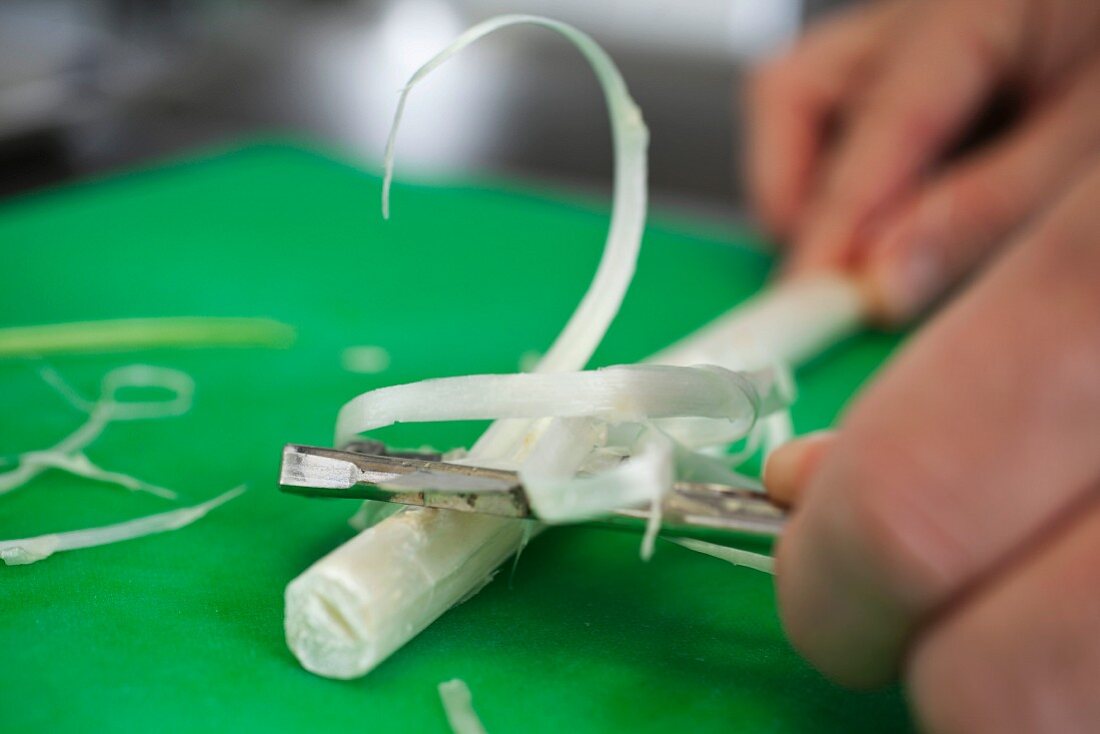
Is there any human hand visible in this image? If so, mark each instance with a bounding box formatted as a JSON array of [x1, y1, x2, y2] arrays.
[[745, 0, 1100, 322], [764, 163, 1100, 731]]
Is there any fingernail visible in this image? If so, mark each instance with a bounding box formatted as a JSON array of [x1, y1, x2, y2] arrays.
[[867, 192, 954, 322], [778, 231, 846, 282], [872, 243, 943, 323], [764, 431, 835, 506]]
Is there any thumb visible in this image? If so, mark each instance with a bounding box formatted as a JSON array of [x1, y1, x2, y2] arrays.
[[764, 431, 836, 506]]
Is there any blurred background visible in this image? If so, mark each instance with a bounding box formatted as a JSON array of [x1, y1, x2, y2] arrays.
[[0, 0, 852, 221]]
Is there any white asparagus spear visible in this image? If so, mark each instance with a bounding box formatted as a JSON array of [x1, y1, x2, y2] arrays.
[[285, 274, 868, 679], [287, 14, 650, 680], [651, 275, 866, 368], [286, 508, 527, 678]]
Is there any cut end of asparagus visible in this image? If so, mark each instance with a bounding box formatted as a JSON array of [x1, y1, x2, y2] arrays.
[[285, 572, 377, 679], [285, 506, 528, 679]]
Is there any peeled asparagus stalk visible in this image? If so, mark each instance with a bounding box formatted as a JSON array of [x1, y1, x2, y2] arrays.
[[286, 508, 527, 678], [285, 274, 868, 678], [651, 275, 866, 368]]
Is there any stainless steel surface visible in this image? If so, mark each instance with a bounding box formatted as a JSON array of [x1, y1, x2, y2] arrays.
[[280, 444, 521, 492], [614, 481, 786, 538], [279, 443, 786, 545]]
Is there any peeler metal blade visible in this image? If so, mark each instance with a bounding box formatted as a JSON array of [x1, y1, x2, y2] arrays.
[[279, 443, 787, 546]]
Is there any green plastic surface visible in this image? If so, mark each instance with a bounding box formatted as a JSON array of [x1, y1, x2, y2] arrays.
[[0, 142, 913, 732]]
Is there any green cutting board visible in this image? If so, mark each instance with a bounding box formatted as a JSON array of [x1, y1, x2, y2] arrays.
[[0, 141, 912, 732]]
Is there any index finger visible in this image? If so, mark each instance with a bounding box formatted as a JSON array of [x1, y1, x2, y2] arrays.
[[745, 1, 905, 240], [776, 166, 1100, 687], [788, 0, 1028, 274]]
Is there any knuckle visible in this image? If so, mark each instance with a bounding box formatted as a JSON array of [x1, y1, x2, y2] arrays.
[[1022, 170, 1100, 390], [952, 3, 1016, 78], [834, 427, 970, 607], [888, 105, 956, 152], [908, 620, 1006, 734], [847, 68, 957, 151], [1023, 167, 1100, 306], [747, 59, 795, 102], [906, 603, 1077, 734], [946, 171, 1015, 232]]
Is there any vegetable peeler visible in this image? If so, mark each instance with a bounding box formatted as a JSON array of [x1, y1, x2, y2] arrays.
[[279, 442, 787, 550]]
